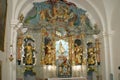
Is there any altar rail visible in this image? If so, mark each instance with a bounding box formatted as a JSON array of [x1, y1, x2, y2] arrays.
[[48, 77, 87, 80]]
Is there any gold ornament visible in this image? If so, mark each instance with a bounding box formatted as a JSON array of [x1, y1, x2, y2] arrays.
[[18, 14, 24, 23]]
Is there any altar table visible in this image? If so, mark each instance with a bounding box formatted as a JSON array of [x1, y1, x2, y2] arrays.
[[48, 77, 87, 80]]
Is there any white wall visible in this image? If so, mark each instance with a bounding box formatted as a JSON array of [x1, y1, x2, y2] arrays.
[[0, 51, 6, 80], [111, 2, 120, 80]]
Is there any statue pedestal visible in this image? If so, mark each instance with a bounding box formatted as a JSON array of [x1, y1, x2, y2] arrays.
[[24, 75, 36, 80], [24, 69, 36, 80]]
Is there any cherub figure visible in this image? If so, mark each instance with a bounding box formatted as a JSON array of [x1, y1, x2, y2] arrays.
[[80, 14, 87, 25]]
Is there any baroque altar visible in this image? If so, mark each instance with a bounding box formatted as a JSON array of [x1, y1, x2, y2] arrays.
[[16, 0, 101, 80]]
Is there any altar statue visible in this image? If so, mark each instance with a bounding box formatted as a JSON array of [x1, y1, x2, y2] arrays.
[[44, 40, 55, 65], [40, 10, 46, 21], [23, 35, 36, 65], [87, 42, 96, 65], [59, 42, 65, 55], [24, 43, 35, 65], [74, 43, 83, 65]]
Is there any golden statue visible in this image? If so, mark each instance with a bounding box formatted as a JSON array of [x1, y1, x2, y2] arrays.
[[74, 44, 83, 64], [18, 14, 24, 23], [44, 41, 55, 65], [87, 47, 96, 65], [24, 43, 34, 65], [80, 14, 87, 25], [40, 10, 46, 21]]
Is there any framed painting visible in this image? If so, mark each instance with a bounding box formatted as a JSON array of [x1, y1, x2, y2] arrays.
[[0, 0, 7, 51]]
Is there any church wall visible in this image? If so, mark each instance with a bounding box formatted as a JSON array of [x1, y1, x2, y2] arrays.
[[112, 32, 120, 80], [111, 3, 120, 80], [2, 0, 120, 80]]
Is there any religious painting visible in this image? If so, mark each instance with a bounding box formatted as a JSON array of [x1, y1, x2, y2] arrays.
[[0, 0, 7, 51]]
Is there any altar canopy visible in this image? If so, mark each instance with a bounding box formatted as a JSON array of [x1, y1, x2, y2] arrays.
[[16, 0, 101, 80]]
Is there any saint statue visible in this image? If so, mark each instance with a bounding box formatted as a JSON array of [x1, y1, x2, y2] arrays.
[[24, 43, 35, 65], [23, 35, 35, 65], [59, 42, 65, 55]]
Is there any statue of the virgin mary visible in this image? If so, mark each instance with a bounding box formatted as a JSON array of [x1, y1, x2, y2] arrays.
[[59, 42, 65, 55]]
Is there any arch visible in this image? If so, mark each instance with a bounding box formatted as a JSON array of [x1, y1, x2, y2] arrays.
[[14, 0, 104, 31], [14, 0, 45, 19], [11, 0, 107, 80]]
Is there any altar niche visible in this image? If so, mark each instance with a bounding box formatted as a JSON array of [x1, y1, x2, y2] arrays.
[[56, 40, 72, 78], [43, 36, 56, 65]]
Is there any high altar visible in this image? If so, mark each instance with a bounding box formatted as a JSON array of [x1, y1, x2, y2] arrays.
[[16, 0, 101, 80]]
